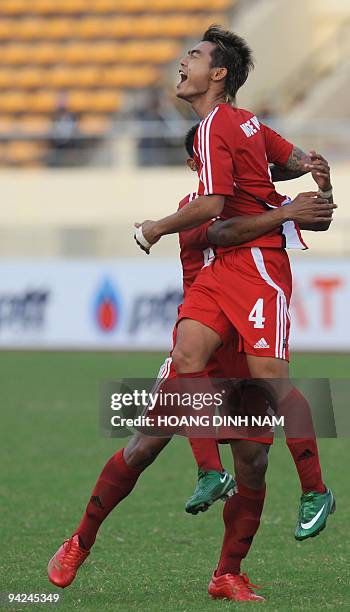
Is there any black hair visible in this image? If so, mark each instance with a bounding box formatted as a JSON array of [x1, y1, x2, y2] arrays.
[[202, 24, 254, 99], [184, 123, 199, 157]]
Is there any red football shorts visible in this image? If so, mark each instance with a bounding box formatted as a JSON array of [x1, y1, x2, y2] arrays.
[[178, 247, 292, 361], [152, 319, 273, 445]]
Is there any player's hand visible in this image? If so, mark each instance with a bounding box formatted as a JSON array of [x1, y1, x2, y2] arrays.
[[304, 151, 332, 192], [286, 191, 337, 224], [134, 220, 161, 254]]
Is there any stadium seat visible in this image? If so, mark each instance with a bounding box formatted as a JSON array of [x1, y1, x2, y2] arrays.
[[6, 140, 46, 166], [28, 44, 60, 65], [17, 19, 46, 40], [102, 66, 160, 88], [45, 67, 77, 89], [79, 114, 110, 136], [1, 45, 29, 65], [46, 66, 101, 89], [67, 90, 122, 113], [0, 0, 27, 16], [31, 0, 86, 14], [17, 115, 51, 135], [0, 92, 29, 113], [62, 44, 92, 65], [0, 0, 234, 14], [0, 20, 12, 40], [14, 68, 45, 89], [0, 0, 232, 167], [29, 91, 57, 113], [0, 115, 15, 135], [0, 69, 13, 88], [119, 41, 180, 63], [45, 19, 75, 40], [77, 18, 107, 40]]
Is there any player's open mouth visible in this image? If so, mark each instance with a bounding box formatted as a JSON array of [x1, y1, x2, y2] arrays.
[[178, 71, 188, 85]]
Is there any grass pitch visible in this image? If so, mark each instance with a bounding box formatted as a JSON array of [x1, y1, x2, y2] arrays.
[[1, 352, 349, 611]]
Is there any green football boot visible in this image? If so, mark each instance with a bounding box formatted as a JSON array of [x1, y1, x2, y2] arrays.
[[185, 469, 236, 515], [295, 487, 336, 541]]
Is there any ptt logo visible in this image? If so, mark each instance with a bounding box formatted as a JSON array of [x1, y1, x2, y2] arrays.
[[94, 279, 120, 333]]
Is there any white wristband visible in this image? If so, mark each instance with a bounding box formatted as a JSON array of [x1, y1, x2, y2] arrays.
[[318, 187, 333, 199], [134, 226, 152, 250]]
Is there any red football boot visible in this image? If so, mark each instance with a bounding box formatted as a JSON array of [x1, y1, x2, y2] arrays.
[[208, 572, 265, 602], [48, 535, 90, 588]]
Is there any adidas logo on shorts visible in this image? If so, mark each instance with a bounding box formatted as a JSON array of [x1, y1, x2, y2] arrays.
[[254, 337, 270, 349]]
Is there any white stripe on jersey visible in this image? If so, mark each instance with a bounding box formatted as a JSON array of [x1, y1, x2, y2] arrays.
[[204, 106, 219, 194], [250, 247, 289, 359], [197, 119, 207, 193], [198, 106, 219, 195]]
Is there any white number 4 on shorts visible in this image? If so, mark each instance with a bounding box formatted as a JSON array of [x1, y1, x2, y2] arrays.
[[248, 298, 266, 329]]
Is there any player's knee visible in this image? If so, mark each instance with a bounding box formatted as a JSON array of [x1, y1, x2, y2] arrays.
[[236, 444, 268, 484], [250, 447, 268, 477], [124, 434, 165, 470], [172, 344, 205, 373]]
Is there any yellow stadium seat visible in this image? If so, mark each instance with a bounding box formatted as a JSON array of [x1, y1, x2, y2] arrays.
[[14, 68, 44, 89], [1, 45, 29, 65], [88, 43, 120, 64], [45, 67, 77, 89], [29, 91, 57, 113], [31, 0, 86, 14], [0, 115, 15, 134], [30, 44, 61, 65], [17, 115, 51, 135], [45, 19, 75, 40], [0, 0, 27, 16], [134, 41, 179, 64], [79, 114, 110, 135], [17, 19, 46, 40], [6, 140, 46, 166], [72, 66, 102, 88], [67, 90, 122, 113], [90, 0, 119, 13], [0, 92, 28, 113], [77, 18, 106, 39], [0, 21, 13, 40], [57, 0, 87, 14], [107, 18, 135, 38], [102, 66, 160, 88], [62, 44, 91, 65], [0, 69, 13, 88], [47, 66, 101, 88]]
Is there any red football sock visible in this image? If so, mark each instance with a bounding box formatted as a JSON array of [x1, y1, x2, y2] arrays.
[[177, 372, 224, 472], [279, 388, 325, 494], [74, 449, 141, 550], [216, 480, 266, 576], [286, 438, 325, 494], [188, 438, 223, 472]]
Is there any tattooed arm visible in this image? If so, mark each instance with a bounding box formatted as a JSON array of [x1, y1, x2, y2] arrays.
[[284, 146, 311, 173], [270, 161, 308, 182]]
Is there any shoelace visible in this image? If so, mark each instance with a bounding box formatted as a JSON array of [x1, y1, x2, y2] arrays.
[[238, 574, 261, 592], [300, 492, 319, 521], [63, 540, 87, 567]]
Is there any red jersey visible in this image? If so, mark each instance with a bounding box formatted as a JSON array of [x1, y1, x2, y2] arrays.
[[178, 192, 214, 296], [193, 104, 306, 250]]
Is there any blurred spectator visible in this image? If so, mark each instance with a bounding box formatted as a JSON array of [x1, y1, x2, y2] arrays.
[[48, 95, 81, 167], [136, 89, 186, 166]]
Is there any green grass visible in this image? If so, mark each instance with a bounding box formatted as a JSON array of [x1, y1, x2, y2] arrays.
[[1, 352, 350, 611]]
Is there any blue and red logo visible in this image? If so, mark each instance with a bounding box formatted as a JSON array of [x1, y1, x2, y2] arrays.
[[94, 279, 120, 333]]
